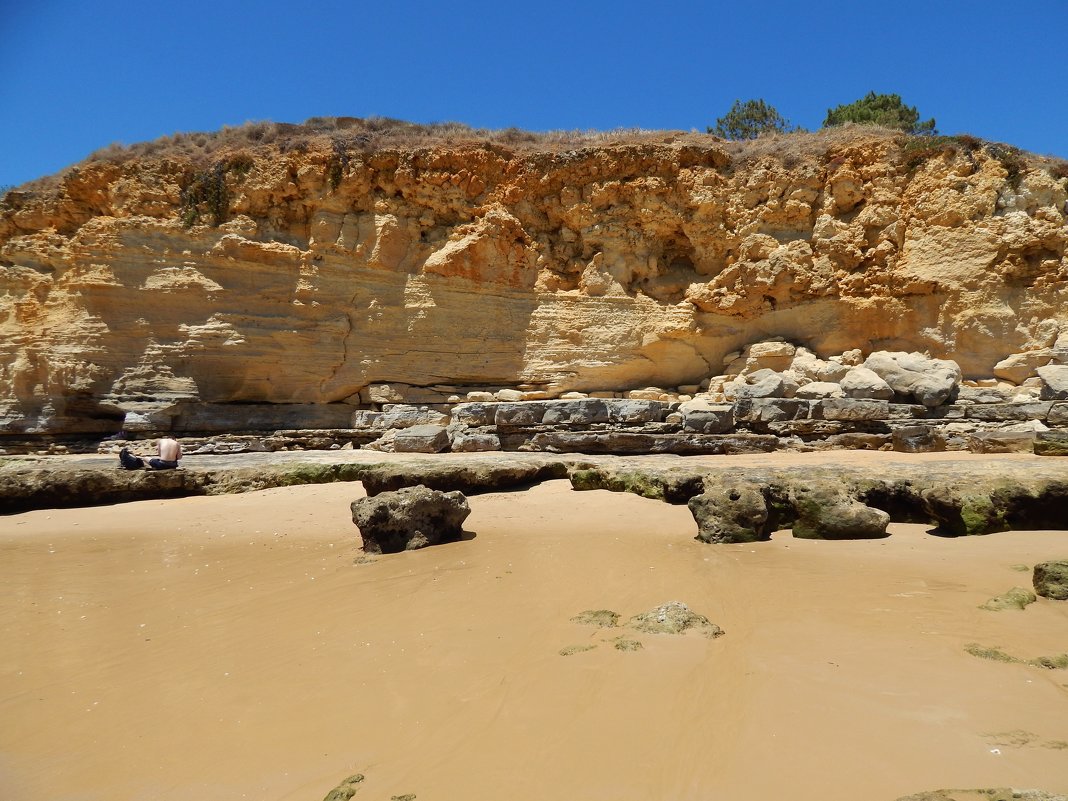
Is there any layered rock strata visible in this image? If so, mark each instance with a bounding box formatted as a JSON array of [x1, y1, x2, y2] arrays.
[[2, 124, 1066, 437]]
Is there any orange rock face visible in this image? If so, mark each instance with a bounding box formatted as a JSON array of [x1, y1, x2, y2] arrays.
[[1, 127, 1066, 433]]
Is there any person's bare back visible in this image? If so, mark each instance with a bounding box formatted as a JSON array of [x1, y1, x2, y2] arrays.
[[157, 438, 182, 462]]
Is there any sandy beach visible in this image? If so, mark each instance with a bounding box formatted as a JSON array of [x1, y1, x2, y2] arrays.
[[2, 466, 1067, 801]]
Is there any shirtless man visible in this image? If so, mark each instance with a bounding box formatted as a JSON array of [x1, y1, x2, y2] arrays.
[[119, 437, 183, 470], [148, 437, 183, 470]]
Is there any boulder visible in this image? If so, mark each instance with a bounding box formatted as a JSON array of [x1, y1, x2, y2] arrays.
[[1048, 403, 1068, 425], [749, 367, 800, 398], [794, 381, 845, 399], [679, 399, 735, 433], [350, 410, 384, 428], [494, 402, 546, 427], [607, 399, 669, 424], [541, 399, 610, 426], [832, 348, 864, 367], [452, 402, 496, 427], [1033, 561, 1068, 600], [725, 372, 785, 400], [1035, 430, 1068, 456], [967, 430, 1037, 454], [688, 482, 770, 543], [392, 424, 451, 453], [840, 366, 895, 400], [734, 398, 810, 423], [993, 350, 1054, 384], [863, 351, 962, 407], [351, 484, 471, 553], [725, 340, 796, 375], [449, 428, 501, 452], [892, 425, 947, 453], [1036, 364, 1068, 400], [626, 388, 668, 401], [790, 484, 890, 540], [790, 347, 849, 383], [919, 485, 1008, 536], [363, 384, 406, 404]]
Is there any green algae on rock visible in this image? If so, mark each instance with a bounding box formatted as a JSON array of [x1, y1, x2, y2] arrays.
[[979, 587, 1037, 611], [627, 602, 724, 639], [1033, 561, 1068, 600], [570, 609, 621, 628], [322, 773, 365, 801]]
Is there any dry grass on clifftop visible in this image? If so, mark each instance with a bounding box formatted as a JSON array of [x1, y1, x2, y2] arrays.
[[5, 115, 1067, 204]]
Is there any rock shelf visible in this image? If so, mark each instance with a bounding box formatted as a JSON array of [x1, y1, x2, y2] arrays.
[[4, 451, 1068, 541]]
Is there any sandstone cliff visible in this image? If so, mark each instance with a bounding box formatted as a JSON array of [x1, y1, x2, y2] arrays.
[[1, 120, 1066, 434]]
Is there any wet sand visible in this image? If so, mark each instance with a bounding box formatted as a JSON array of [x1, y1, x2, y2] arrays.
[[2, 475, 1067, 801]]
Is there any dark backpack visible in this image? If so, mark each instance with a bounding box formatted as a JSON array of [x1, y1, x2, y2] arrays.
[[119, 448, 145, 470]]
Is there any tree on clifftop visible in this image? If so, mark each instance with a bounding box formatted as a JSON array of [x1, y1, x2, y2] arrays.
[[708, 99, 797, 140], [823, 91, 937, 135]]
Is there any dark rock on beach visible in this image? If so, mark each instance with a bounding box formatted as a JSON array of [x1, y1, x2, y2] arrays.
[[351, 484, 471, 554], [789, 482, 890, 540], [688, 482, 770, 543]]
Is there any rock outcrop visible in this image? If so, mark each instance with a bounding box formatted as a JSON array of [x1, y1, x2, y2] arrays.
[[895, 791, 1067, 801], [626, 602, 724, 638], [2, 121, 1066, 436], [350, 484, 471, 553], [1032, 561, 1068, 600]]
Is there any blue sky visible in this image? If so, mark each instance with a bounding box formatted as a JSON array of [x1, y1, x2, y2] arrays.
[[2, 0, 1066, 188]]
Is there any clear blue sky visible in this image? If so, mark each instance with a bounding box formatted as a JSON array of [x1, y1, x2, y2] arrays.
[[2, 0, 1066, 188]]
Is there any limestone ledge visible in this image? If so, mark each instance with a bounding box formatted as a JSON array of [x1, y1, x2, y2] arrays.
[[3, 452, 1067, 543]]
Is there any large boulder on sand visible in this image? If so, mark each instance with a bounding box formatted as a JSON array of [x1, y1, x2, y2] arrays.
[[789, 483, 890, 540], [1033, 561, 1068, 600], [863, 351, 962, 407], [688, 482, 770, 543], [351, 484, 471, 553]]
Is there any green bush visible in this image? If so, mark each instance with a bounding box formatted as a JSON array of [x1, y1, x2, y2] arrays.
[[900, 134, 1027, 188], [708, 99, 797, 140], [824, 91, 937, 135]]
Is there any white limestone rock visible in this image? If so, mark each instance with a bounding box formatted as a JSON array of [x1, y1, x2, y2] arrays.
[[840, 367, 895, 400]]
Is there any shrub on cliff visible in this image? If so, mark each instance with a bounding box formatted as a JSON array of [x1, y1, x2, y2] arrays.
[[823, 91, 937, 135], [708, 99, 797, 140]]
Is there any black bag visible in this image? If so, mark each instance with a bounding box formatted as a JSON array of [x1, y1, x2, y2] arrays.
[[119, 447, 145, 470]]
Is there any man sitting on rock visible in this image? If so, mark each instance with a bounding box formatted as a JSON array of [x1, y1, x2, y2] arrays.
[[119, 437, 183, 470]]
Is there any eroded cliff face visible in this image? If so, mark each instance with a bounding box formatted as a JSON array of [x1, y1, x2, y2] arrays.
[[1, 127, 1066, 433]]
